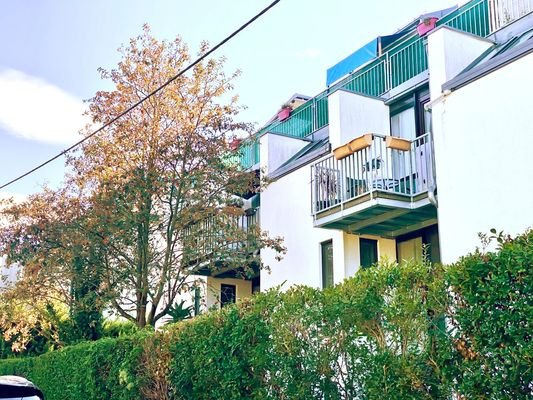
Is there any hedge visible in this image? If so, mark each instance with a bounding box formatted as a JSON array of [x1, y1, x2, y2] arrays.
[[0, 332, 150, 399], [0, 230, 531, 399], [445, 230, 533, 398]]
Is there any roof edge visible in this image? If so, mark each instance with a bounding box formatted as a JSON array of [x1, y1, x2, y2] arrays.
[[443, 36, 533, 92]]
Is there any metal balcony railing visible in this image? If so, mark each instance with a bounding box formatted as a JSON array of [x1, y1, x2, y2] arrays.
[[265, 94, 329, 139], [489, 0, 533, 31], [182, 210, 259, 261], [311, 133, 434, 215], [239, 139, 260, 170]]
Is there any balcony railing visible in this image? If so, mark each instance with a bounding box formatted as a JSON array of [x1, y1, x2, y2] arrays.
[[333, 0, 493, 96], [489, 0, 533, 31], [438, 0, 492, 37], [240, 0, 531, 170], [256, 1, 523, 143], [239, 139, 260, 170], [182, 210, 259, 262], [311, 133, 434, 215], [257, 93, 330, 140]]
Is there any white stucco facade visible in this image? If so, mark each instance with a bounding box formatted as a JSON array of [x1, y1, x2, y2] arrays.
[[258, 12, 533, 286], [260, 133, 308, 175], [260, 142, 397, 292], [427, 26, 493, 102], [210, 4, 533, 299], [328, 90, 391, 149], [205, 276, 252, 308], [430, 50, 533, 263], [260, 164, 340, 289]]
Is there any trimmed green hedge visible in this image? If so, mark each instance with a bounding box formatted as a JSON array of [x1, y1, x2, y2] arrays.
[[0, 333, 149, 399], [1, 230, 531, 399], [168, 260, 450, 400]]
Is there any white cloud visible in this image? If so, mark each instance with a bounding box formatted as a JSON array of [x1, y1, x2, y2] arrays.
[[0, 69, 89, 145], [297, 48, 321, 59]]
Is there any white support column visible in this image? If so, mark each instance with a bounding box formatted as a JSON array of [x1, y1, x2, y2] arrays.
[[328, 90, 390, 150], [427, 26, 494, 101]]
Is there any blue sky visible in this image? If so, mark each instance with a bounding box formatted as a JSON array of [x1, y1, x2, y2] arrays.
[[0, 0, 457, 196]]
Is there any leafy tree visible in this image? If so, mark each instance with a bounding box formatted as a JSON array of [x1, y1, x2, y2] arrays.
[[0, 25, 284, 338], [0, 189, 107, 349]]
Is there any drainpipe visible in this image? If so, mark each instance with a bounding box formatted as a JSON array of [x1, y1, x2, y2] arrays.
[[427, 130, 438, 208], [428, 185, 438, 208]]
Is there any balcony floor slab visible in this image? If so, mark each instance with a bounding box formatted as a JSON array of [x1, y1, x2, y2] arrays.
[[314, 191, 437, 238]]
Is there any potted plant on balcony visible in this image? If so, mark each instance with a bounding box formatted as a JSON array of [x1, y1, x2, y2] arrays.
[[277, 103, 292, 121], [228, 137, 242, 151], [417, 17, 439, 36]]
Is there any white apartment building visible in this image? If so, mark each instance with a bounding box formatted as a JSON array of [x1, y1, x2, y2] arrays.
[[200, 0, 533, 306]]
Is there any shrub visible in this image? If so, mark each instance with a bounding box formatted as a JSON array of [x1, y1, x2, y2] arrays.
[[101, 320, 140, 338], [168, 260, 450, 399], [0, 232, 531, 399], [445, 229, 533, 399], [0, 330, 151, 400]]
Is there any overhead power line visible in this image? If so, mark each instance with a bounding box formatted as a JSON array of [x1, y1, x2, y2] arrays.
[[0, 0, 281, 190]]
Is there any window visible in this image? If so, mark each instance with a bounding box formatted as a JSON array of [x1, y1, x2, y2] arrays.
[[193, 286, 201, 316], [390, 87, 433, 191], [417, 94, 432, 135], [251, 276, 261, 295], [389, 87, 431, 138], [321, 240, 334, 288], [391, 107, 416, 140], [360, 238, 378, 268], [220, 284, 236, 307]]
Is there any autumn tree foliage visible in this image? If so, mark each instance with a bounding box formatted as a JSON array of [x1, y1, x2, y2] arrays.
[[0, 189, 101, 349], [0, 25, 284, 345]]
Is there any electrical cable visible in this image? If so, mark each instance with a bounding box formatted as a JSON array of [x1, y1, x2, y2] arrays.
[[0, 0, 281, 190]]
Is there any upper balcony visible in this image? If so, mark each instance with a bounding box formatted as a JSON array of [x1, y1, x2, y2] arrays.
[[238, 0, 533, 170], [311, 133, 437, 237]]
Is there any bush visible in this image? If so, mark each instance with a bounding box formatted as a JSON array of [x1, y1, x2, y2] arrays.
[[445, 229, 533, 399], [168, 260, 450, 399], [0, 330, 151, 400], [0, 231, 531, 399], [101, 320, 140, 338]]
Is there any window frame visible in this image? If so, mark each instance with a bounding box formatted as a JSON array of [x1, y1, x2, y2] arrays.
[[360, 238, 378, 269], [321, 240, 334, 289], [389, 86, 431, 138], [220, 284, 237, 307]]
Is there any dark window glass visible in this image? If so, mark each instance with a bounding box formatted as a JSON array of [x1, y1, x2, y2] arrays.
[[416, 91, 431, 136], [321, 240, 334, 288], [360, 238, 378, 268], [251, 276, 261, 295], [220, 284, 236, 307]]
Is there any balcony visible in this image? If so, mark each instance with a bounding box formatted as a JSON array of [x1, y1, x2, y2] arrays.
[[490, 0, 533, 31], [311, 133, 437, 237], [237, 0, 532, 171], [182, 209, 260, 277]]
